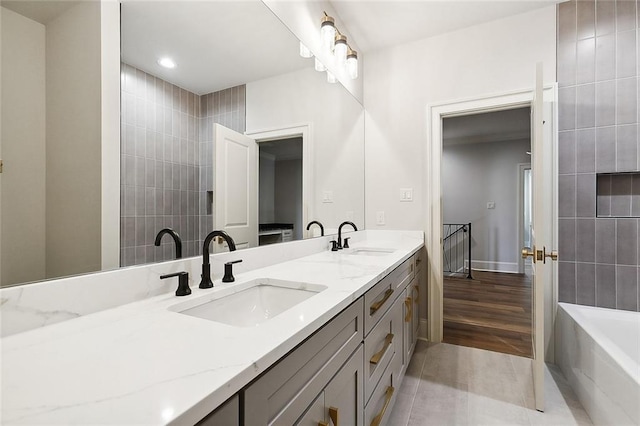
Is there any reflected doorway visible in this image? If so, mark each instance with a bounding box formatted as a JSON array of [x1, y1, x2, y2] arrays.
[[258, 138, 303, 246]]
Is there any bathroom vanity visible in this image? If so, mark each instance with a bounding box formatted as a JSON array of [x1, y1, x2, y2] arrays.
[[0, 231, 424, 425]]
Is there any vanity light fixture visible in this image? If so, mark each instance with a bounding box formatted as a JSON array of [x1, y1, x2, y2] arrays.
[[299, 41, 313, 59], [157, 57, 176, 69], [314, 12, 359, 81], [320, 13, 336, 54]]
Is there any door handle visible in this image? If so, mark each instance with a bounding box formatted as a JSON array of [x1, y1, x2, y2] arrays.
[[521, 246, 536, 263], [521, 246, 544, 263], [543, 247, 558, 263]]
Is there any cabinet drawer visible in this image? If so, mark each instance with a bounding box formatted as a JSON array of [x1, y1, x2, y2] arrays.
[[364, 292, 403, 403], [244, 299, 363, 426], [364, 257, 414, 335], [365, 351, 402, 426], [389, 257, 415, 292]]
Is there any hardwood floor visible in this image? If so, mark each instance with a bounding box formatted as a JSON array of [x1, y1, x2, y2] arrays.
[[443, 270, 532, 358]]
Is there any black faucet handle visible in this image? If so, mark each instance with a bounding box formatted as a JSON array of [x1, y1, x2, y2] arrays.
[[160, 272, 191, 297], [343, 237, 351, 248], [222, 259, 243, 283], [330, 240, 339, 251]]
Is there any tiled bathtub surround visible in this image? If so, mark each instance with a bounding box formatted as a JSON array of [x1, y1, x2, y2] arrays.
[[557, 0, 640, 311], [120, 63, 246, 267]]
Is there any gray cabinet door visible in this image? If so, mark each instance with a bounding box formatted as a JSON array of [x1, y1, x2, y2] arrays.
[[324, 345, 364, 426], [244, 300, 363, 426], [295, 392, 326, 426], [196, 395, 239, 426]]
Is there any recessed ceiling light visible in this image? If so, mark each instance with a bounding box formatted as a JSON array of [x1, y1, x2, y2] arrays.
[[157, 57, 176, 69]]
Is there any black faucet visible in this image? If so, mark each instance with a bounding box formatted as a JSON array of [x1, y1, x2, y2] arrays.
[[222, 260, 243, 283], [337, 221, 358, 249], [160, 271, 191, 296], [306, 220, 325, 236], [154, 228, 182, 259], [199, 230, 237, 289]]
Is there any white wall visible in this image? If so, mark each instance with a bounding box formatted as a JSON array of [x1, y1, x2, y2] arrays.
[[443, 139, 531, 272], [246, 67, 365, 233], [275, 159, 303, 240], [0, 7, 46, 286], [46, 2, 102, 278], [364, 6, 557, 231]]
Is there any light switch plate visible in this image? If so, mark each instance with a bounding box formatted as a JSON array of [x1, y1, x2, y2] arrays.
[[400, 188, 413, 202], [376, 211, 385, 225], [322, 191, 333, 203], [487, 201, 495, 209]]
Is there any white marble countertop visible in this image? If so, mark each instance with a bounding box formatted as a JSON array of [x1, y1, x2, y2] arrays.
[[1, 234, 423, 425]]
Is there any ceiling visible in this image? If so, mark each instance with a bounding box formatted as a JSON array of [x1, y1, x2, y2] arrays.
[[443, 107, 531, 145], [1, 0, 78, 24], [120, 1, 309, 95], [4, 0, 561, 95], [330, 0, 561, 53]]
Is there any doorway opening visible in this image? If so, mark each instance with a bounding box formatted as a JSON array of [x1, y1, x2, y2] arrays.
[[257, 137, 303, 246], [441, 106, 533, 358]]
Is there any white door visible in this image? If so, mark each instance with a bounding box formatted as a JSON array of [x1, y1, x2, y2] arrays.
[[213, 124, 258, 252], [527, 63, 556, 412]]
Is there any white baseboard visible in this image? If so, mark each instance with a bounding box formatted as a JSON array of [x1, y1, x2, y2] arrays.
[[467, 260, 519, 274]]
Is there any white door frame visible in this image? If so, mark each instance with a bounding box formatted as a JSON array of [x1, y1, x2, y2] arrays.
[[426, 87, 557, 353], [245, 123, 314, 238]]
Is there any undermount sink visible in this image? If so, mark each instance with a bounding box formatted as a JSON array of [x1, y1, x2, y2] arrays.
[[170, 279, 327, 327], [348, 248, 395, 257]]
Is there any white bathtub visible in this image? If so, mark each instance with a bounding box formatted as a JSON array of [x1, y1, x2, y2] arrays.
[[556, 303, 640, 426]]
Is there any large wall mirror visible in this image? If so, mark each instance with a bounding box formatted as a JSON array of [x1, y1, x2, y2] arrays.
[[0, 0, 365, 287]]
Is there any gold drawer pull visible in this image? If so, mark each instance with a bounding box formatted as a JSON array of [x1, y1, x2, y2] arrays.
[[370, 333, 394, 365], [370, 288, 394, 315], [404, 297, 412, 322], [371, 386, 395, 426], [319, 423, 328, 426], [329, 406, 338, 426]]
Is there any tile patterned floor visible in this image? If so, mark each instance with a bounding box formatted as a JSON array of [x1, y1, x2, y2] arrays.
[[388, 341, 593, 426]]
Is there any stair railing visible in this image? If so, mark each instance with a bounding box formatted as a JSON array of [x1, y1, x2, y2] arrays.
[[442, 223, 472, 279]]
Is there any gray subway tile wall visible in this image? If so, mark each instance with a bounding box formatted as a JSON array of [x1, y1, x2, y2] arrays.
[[557, 0, 640, 311], [120, 63, 246, 267], [121, 63, 201, 266]]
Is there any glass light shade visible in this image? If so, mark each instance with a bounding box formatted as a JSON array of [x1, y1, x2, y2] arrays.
[[327, 71, 337, 84], [315, 57, 327, 72], [299, 42, 313, 59], [321, 20, 336, 54], [347, 55, 358, 79], [334, 36, 347, 65], [347, 49, 358, 79]]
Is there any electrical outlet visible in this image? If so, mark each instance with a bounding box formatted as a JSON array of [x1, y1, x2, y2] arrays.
[[487, 201, 495, 209], [400, 188, 413, 202], [322, 191, 333, 203], [376, 211, 385, 226]]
